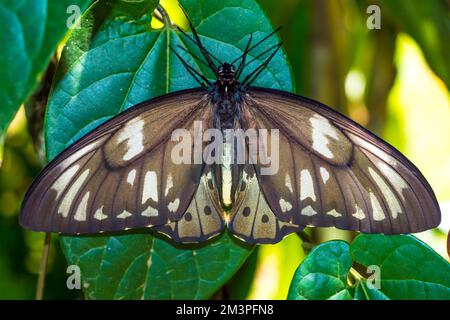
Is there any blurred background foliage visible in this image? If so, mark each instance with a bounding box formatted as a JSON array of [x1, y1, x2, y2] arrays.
[[0, 0, 448, 299]]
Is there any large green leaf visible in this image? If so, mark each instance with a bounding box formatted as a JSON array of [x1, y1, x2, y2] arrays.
[[0, 0, 91, 163], [351, 234, 450, 299], [380, 0, 450, 87], [45, 0, 293, 299], [354, 281, 389, 300], [64, 232, 251, 299], [288, 234, 450, 300], [287, 241, 353, 300]]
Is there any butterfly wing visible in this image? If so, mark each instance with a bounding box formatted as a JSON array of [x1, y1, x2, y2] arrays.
[[237, 87, 440, 235], [20, 89, 215, 234], [152, 165, 225, 242], [228, 163, 303, 244]]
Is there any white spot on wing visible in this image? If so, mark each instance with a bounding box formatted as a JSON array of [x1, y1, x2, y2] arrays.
[[165, 174, 173, 196], [353, 204, 365, 220], [58, 169, 90, 217], [142, 205, 158, 217], [369, 191, 385, 221], [279, 199, 292, 212], [326, 209, 342, 217], [301, 205, 317, 216], [310, 114, 339, 159], [369, 167, 402, 218], [300, 169, 316, 201], [127, 169, 136, 186], [51, 165, 80, 198], [285, 174, 293, 192], [168, 198, 180, 212], [74, 192, 90, 221], [117, 210, 132, 219], [142, 171, 158, 204], [118, 117, 145, 161], [320, 167, 330, 184], [378, 162, 408, 200], [94, 206, 107, 221]]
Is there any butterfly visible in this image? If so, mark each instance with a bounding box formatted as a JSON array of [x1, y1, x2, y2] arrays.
[[20, 8, 441, 244]]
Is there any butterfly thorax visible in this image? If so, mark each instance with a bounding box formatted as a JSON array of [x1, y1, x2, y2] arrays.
[[210, 63, 244, 130]]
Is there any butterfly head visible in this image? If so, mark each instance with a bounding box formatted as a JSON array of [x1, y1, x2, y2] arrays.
[[217, 63, 237, 86]]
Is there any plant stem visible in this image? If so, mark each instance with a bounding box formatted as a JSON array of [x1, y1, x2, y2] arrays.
[[297, 230, 316, 253], [36, 232, 51, 300], [349, 267, 364, 281]]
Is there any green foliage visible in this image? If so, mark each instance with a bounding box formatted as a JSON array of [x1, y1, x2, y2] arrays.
[[287, 241, 353, 300], [288, 235, 450, 300], [381, 0, 450, 87], [63, 233, 251, 299], [45, 0, 292, 299], [0, 0, 91, 162], [0, 0, 448, 300], [351, 234, 450, 299]]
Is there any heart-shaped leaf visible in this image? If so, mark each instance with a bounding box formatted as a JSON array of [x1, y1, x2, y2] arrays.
[[288, 234, 450, 300], [63, 232, 252, 299], [353, 281, 389, 300], [351, 234, 450, 299], [45, 0, 293, 299], [0, 0, 91, 164], [287, 241, 353, 300]]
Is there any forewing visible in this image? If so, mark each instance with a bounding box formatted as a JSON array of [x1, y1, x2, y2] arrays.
[[20, 89, 213, 234], [152, 165, 225, 243], [239, 87, 440, 234]]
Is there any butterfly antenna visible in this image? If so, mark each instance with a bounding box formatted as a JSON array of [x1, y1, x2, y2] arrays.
[[170, 45, 211, 87], [231, 26, 282, 66], [176, 27, 220, 75], [241, 42, 282, 86], [176, 45, 211, 69], [234, 33, 253, 79], [181, 8, 223, 66], [241, 42, 281, 71], [178, 6, 222, 73]]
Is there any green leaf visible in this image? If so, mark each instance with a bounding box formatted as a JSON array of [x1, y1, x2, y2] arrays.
[[0, 0, 91, 164], [354, 281, 389, 300], [63, 232, 251, 299], [45, 0, 293, 299], [287, 241, 353, 300], [381, 0, 450, 87], [351, 234, 450, 300], [288, 235, 450, 300]]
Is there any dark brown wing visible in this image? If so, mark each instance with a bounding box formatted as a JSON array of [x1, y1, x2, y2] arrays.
[[20, 89, 214, 234], [238, 87, 440, 234]]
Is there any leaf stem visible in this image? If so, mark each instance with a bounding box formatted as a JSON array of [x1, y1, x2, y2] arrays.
[[348, 267, 365, 287], [297, 231, 316, 253], [36, 232, 51, 300]]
